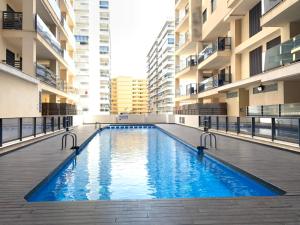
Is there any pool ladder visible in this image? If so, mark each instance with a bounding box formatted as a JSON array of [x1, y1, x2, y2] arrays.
[[61, 129, 80, 155], [197, 132, 217, 153]]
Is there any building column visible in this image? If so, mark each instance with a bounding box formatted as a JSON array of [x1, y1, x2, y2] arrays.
[[22, 0, 36, 32], [22, 35, 36, 76]]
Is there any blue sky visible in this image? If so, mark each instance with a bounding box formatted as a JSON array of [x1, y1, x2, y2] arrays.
[[110, 0, 174, 78]]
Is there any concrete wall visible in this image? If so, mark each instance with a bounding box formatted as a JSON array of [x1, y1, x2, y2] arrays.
[[82, 114, 175, 124], [0, 71, 40, 118], [175, 115, 199, 129]]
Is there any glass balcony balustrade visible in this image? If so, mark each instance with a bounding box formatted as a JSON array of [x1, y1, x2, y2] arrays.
[[36, 15, 63, 56], [264, 34, 300, 71], [198, 74, 231, 93], [198, 37, 232, 64]]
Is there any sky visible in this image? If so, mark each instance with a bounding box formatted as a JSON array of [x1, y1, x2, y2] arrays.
[[110, 0, 174, 79]]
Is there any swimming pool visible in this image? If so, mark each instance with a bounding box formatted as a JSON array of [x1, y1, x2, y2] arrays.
[[26, 125, 282, 201]]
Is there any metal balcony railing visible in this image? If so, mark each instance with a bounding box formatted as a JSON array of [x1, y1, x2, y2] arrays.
[[2, 11, 22, 29], [262, 0, 283, 15], [1, 60, 22, 70], [198, 37, 231, 64]]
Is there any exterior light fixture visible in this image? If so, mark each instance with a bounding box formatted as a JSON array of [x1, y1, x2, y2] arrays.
[[257, 84, 264, 92]]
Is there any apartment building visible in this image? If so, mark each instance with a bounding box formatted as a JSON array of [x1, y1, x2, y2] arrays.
[[0, 0, 77, 118], [111, 77, 148, 115], [74, 0, 111, 115], [147, 21, 175, 115], [174, 0, 300, 124]]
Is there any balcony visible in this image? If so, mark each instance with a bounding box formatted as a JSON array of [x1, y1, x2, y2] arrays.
[[198, 37, 232, 70], [176, 83, 198, 99], [175, 55, 198, 79], [198, 73, 231, 93], [62, 0, 76, 24], [42, 103, 77, 115], [264, 34, 300, 71], [175, 32, 197, 55], [1, 60, 22, 71], [175, 5, 189, 32], [36, 63, 64, 91], [36, 15, 63, 56], [61, 18, 76, 49], [2, 11, 22, 30], [48, 0, 62, 21], [261, 0, 300, 27]]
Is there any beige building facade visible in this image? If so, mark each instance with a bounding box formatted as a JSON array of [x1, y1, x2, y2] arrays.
[[0, 0, 77, 118], [175, 0, 300, 118], [111, 77, 148, 115]]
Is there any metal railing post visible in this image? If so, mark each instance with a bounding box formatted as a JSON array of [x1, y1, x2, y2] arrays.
[[237, 117, 240, 134], [43, 117, 47, 134], [225, 116, 228, 132], [0, 119, 2, 147], [33, 117, 36, 137], [198, 116, 201, 127], [58, 117, 61, 130], [298, 118, 300, 147], [251, 117, 255, 137], [63, 116, 66, 128], [271, 118, 276, 141], [51, 117, 54, 132], [279, 104, 282, 117], [216, 116, 219, 130], [19, 118, 22, 141]]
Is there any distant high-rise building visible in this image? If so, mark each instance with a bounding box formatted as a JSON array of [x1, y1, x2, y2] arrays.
[[147, 21, 175, 114], [111, 77, 148, 115], [74, 0, 111, 115]]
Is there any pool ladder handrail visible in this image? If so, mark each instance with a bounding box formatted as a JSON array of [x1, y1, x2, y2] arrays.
[[95, 122, 101, 130], [199, 132, 217, 150], [61, 129, 79, 154]]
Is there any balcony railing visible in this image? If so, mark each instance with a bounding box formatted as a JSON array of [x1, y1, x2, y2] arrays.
[[36, 15, 63, 56], [64, 0, 75, 21], [198, 37, 232, 64], [175, 4, 189, 26], [42, 103, 77, 116], [176, 83, 197, 97], [262, 0, 283, 15], [176, 55, 197, 73], [1, 60, 22, 70], [247, 103, 300, 117], [198, 73, 231, 93], [36, 63, 66, 91], [48, 0, 62, 21], [63, 50, 76, 71], [176, 32, 190, 50], [2, 11, 22, 29], [264, 34, 300, 71], [61, 18, 76, 48]]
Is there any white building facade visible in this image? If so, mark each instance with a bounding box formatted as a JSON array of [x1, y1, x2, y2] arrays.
[[74, 0, 111, 115], [147, 21, 175, 114]]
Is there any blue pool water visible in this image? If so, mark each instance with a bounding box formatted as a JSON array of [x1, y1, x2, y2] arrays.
[[27, 126, 281, 201]]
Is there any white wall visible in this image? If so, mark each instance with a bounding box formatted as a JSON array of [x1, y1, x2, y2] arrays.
[[82, 114, 175, 124], [175, 115, 199, 129]]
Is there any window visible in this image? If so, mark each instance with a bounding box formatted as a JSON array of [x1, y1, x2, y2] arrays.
[[211, 0, 217, 13], [250, 46, 262, 76], [266, 36, 281, 50], [249, 2, 262, 37], [226, 92, 238, 99], [202, 9, 207, 23], [75, 35, 89, 44], [100, 46, 109, 54], [168, 38, 174, 44], [99, 1, 109, 9]]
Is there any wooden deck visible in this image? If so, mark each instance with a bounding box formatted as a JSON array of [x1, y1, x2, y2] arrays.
[[0, 124, 299, 224]]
